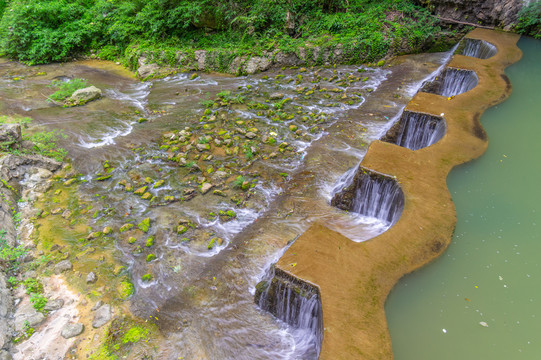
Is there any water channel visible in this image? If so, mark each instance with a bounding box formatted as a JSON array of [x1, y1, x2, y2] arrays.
[[386, 36, 541, 359], [0, 49, 453, 358]]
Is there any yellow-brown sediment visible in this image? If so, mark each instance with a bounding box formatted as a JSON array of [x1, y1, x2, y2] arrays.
[[274, 29, 522, 359]]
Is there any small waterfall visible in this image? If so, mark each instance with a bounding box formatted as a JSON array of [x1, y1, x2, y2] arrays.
[[331, 168, 404, 225], [421, 68, 478, 97], [382, 111, 446, 150], [255, 267, 323, 356], [460, 38, 497, 59]]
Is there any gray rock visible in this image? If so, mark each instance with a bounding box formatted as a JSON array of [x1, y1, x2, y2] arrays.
[[244, 56, 271, 75], [137, 58, 160, 79], [69, 86, 102, 105], [269, 93, 284, 100], [0, 350, 12, 360], [274, 51, 301, 66], [0, 123, 22, 148], [245, 132, 257, 139], [61, 323, 84, 339], [91, 300, 103, 311], [200, 183, 213, 194], [86, 271, 97, 284], [196, 143, 210, 152], [43, 298, 64, 312], [26, 312, 46, 327], [92, 304, 112, 328], [54, 260, 73, 274], [195, 50, 207, 70], [213, 171, 228, 179]]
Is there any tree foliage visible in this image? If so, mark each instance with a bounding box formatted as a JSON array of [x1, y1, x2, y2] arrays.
[[0, 0, 442, 64]]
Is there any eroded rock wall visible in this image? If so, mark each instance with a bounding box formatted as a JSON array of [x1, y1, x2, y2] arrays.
[[417, 0, 525, 29]]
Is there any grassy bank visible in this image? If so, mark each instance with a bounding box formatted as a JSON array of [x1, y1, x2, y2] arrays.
[[0, 0, 458, 72]]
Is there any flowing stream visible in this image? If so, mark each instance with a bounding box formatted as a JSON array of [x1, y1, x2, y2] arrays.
[[0, 49, 453, 359], [386, 36, 541, 359]]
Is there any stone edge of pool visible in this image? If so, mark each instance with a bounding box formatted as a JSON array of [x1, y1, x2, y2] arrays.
[[272, 29, 522, 359]]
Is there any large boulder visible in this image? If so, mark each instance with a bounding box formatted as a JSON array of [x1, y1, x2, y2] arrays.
[[67, 86, 102, 106]]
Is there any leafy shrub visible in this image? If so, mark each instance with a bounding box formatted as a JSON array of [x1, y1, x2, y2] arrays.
[[516, 2, 541, 39]]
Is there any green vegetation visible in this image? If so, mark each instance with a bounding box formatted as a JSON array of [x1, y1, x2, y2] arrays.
[[30, 292, 48, 313], [0, 0, 446, 67], [0, 116, 68, 162], [516, 1, 541, 39], [49, 78, 87, 101], [0, 228, 28, 271]]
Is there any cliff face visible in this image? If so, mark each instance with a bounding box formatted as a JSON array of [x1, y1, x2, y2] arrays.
[[417, 0, 525, 29]]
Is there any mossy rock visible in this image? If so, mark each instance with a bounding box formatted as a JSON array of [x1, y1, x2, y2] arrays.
[[141, 192, 152, 200], [120, 223, 134, 233], [138, 218, 151, 232], [153, 179, 165, 188], [146, 254, 156, 262], [142, 273, 153, 282], [134, 186, 147, 195], [119, 281, 135, 299], [145, 236, 154, 247]]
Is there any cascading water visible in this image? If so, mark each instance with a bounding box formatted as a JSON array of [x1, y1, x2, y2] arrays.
[[331, 168, 404, 225], [460, 38, 497, 59], [382, 111, 446, 150], [421, 68, 479, 97], [255, 267, 323, 357]]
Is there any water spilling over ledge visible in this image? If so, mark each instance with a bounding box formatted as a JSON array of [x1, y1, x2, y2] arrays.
[[459, 38, 497, 59], [255, 267, 323, 356], [331, 168, 404, 226], [421, 67, 479, 97], [381, 111, 446, 150]]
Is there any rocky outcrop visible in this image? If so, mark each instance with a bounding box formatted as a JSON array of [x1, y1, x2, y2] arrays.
[[416, 0, 524, 29], [0, 124, 63, 359]]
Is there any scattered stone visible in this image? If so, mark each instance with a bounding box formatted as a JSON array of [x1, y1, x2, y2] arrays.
[[61, 209, 72, 219], [61, 323, 84, 339], [43, 298, 64, 312], [51, 207, 63, 215], [86, 271, 98, 284], [200, 182, 213, 194], [245, 132, 257, 139], [0, 350, 12, 360], [54, 260, 73, 274], [103, 226, 113, 235], [92, 304, 112, 328], [196, 143, 210, 152], [87, 231, 101, 240], [91, 300, 103, 311], [269, 93, 284, 100]]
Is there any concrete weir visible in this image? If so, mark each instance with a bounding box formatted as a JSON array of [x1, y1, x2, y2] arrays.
[[264, 29, 522, 359]]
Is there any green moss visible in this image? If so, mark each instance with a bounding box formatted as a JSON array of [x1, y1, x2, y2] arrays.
[[142, 273, 153, 282], [122, 326, 148, 344], [119, 281, 134, 299], [119, 224, 134, 233], [146, 253, 156, 262], [145, 236, 154, 247], [137, 218, 150, 232]]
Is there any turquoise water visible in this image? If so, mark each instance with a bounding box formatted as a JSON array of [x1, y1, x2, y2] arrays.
[[386, 36, 541, 359]]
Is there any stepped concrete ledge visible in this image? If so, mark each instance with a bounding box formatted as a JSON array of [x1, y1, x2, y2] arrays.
[[272, 29, 522, 359]]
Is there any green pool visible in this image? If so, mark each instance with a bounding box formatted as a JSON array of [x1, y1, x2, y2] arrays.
[[386, 36, 541, 359]]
